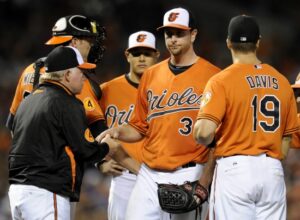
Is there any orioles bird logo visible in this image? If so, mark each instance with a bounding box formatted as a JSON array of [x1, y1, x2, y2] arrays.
[[136, 34, 147, 42], [168, 12, 179, 22]]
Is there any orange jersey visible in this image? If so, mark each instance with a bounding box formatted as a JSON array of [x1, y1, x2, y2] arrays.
[[129, 58, 220, 170], [9, 62, 104, 125], [197, 63, 300, 159], [291, 114, 300, 148], [99, 74, 143, 162]]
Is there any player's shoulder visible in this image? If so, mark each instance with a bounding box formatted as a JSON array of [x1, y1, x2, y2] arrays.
[[21, 63, 35, 75], [101, 74, 126, 90], [197, 57, 221, 73], [140, 59, 169, 82]]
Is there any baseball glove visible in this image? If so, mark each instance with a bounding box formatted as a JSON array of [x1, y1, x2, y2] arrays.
[[157, 181, 208, 214]]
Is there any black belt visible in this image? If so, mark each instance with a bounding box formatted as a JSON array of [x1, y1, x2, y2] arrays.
[[181, 162, 196, 168]]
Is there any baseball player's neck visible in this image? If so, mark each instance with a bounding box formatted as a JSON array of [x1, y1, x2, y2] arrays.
[[170, 50, 198, 67], [231, 51, 261, 65], [128, 72, 141, 84]]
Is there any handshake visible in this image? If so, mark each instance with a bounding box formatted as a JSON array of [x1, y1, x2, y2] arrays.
[[97, 133, 120, 157]]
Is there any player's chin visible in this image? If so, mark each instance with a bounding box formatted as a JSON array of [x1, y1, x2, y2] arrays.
[[135, 67, 147, 74]]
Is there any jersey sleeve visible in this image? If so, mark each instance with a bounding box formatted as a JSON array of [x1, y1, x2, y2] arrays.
[[76, 80, 105, 125], [60, 100, 108, 163], [197, 78, 226, 126], [283, 91, 300, 136], [10, 69, 32, 115], [128, 72, 149, 135]]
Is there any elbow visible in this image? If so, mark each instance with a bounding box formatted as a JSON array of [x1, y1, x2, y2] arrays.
[[193, 127, 213, 146]]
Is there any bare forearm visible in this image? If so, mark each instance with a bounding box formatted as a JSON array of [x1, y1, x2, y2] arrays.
[[112, 147, 140, 175], [281, 135, 291, 160], [117, 124, 143, 143], [198, 149, 216, 189]]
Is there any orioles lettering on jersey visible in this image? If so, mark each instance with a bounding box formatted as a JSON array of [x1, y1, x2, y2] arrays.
[[147, 87, 202, 122], [105, 104, 134, 128]]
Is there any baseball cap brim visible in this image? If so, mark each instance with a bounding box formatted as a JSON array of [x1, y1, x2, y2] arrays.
[[292, 79, 300, 89], [292, 84, 300, 89], [126, 45, 157, 52], [45, 36, 73, 45], [157, 24, 191, 31], [79, 62, 96, 69]]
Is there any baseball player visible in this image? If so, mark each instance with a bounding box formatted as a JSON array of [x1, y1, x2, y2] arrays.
[[8, 46, 120, 220], [6, 15, 107, 137], [6, 14, 138, 218], [99, 31, 159, 220], [194, 15, 300, 220], [98, 7, 220, 220], [291, 75, 300, 148]]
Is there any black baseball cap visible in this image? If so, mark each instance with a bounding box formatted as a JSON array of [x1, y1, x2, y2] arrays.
[[45, 46, 96, 72], [228, 15, 260, 43]]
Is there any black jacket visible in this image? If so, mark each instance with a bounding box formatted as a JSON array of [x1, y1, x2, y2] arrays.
[[9, 80, 109, 201]]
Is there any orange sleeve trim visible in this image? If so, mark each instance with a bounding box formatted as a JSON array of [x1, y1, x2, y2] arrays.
[[284, 126, 300, 136], [88, 116, 105, 125], [197, 113, 221, 125], [128, 122, 147, 136], [65, 146, 76, 192], [53, 193, 58, 220]]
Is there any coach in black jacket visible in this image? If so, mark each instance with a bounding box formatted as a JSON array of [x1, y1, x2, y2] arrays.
[[8, 46, 118, 220]]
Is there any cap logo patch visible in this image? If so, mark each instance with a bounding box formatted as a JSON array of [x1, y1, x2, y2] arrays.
[[168, 12, 179, 22], [52, 17, 67, 32], [136, 34, 147, 42], [240, 37, 247, 42]]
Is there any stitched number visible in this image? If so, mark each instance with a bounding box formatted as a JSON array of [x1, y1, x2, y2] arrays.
[[179, 117, 193, 135], [251, 95, 280, 132]]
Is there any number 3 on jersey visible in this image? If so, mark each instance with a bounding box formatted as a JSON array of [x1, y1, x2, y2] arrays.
[[251, 95, 280, 132], [179, 117, 193, 136]]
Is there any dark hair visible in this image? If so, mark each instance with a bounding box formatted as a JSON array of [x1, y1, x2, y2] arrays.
[[187, 8, 197, 30], [230, 42, 257, 53]]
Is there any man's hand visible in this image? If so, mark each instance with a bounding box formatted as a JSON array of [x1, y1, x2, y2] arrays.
[[99, 160, 126, 176], [96, 127, 120, 143], [100, 134, 120, 157]]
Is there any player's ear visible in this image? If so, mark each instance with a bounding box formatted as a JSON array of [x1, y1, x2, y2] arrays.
[[226, 38, 232, 49], [256, 39, 260, 49], [124, 51, 130, 62], [64, 70, 71, 82], [70, 37, 79, 47], [155, 51, 160, 60], [191, 29, 197, 43]]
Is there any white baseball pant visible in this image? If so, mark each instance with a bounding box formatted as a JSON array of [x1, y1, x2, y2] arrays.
[[8, 184, 70, 220], [125, 163, 207, 220], [108, 171, 137, 220], [210, 154, 286, 220]]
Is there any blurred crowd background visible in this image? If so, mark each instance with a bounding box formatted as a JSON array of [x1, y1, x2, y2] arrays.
[[0, 0, 300, 219]]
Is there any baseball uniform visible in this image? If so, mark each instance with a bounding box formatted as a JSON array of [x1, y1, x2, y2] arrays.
[[100, 74, 143, 220], [8, 62, 104, 128], [197, 63, 300, 220], [126, 57, 220, 220]]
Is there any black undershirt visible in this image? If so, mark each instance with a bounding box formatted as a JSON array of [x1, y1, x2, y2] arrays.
[[168, 60, 194, 75]]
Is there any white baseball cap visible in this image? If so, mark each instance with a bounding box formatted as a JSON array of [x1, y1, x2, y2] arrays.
[[157, 8, 193, 31], [126, 31, 157, 51]]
